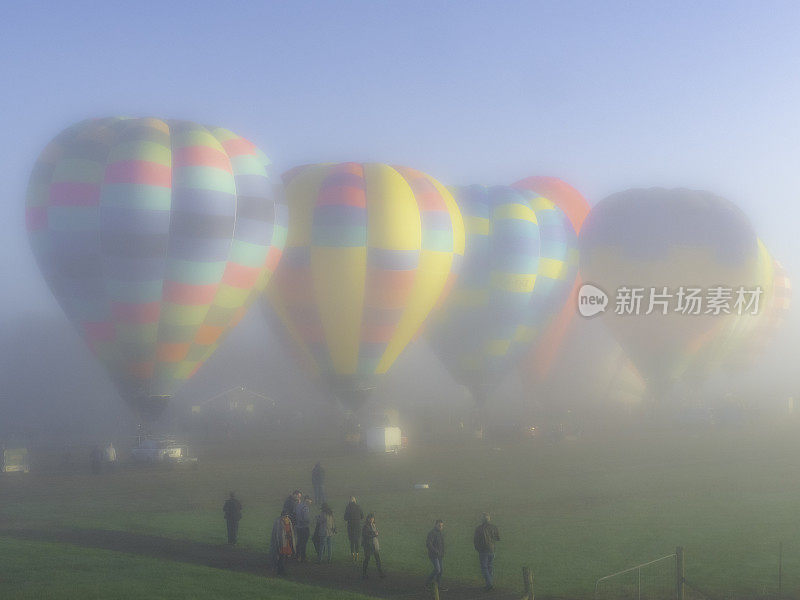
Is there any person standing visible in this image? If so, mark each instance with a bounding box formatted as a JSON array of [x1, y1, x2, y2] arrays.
[[361, 513, 386, 579], [425, 519, 446, 589], [343, 496, 364, 564], [316, 503, 337, 563], [104, 443, 117, 466], [282, 490, 302, 526], [473, 512, 500, 591], [270, 511, 296, 576], [223, 492, 243, 545], [294, 495, 313, 561], [311, 462, 326, 505]]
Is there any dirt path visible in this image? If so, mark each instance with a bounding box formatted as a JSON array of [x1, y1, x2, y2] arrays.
[[0, 527, 525, 600]]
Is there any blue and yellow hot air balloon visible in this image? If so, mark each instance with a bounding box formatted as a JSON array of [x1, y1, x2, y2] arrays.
[[26, 117, 286, 423], [425, 185, 578, 406], [511, 176, 589, 383], [579, 188, 760, 401], [264, 162, 464, 411]]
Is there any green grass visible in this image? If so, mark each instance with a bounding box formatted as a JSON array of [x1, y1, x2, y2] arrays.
[[0, 537, 375, 600], [3, 423, 800, 598]]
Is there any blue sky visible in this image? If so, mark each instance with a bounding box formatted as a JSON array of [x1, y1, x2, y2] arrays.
[[3, 0, 800, 318]]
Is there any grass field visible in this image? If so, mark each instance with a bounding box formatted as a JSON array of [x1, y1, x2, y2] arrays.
[[3, 421, 800, 599], [0, 537, 375, 600]]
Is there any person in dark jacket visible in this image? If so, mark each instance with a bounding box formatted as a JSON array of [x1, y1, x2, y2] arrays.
[[294, 495, 313, 561], [343, 496, 364, 563], [361, 513, 386, 579], [425, 519, 445, 588], [282, 490, 302, 526], [222, 492, 242, 545], [270, 511, 296, 576], [311, 462, 326, 504], [473, 512, 500, 591], [315, 503, 337, 563]]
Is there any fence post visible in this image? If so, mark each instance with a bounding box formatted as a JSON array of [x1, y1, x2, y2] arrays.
[[522, 566, 534, 600], [676, 546, 685, 600], [432, 581, 440, 600], [778, 541, 783, 599]]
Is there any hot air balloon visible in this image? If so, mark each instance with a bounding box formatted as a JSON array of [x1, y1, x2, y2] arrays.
[[264, 162, 464, 412], [720, 250, 791, 370], [511, 176, 589, 383], [26, 117, 286, 424], [548, 323, 647, 409], [425, 185, 577, 408], [512, 176, 590, 235], [579, 188, 760, 402], [684, 239, 775, 380]]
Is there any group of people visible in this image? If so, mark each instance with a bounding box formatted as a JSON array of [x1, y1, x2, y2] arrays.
[[265, 488, 386, 579], [423, 512, 501, 592], [221, 462, 501, 591]]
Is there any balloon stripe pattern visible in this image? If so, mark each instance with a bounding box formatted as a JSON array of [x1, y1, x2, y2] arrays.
[[511, 176, 588, 382], [26, 117, 285, 414], [265, 163, 464, 396], [427, 185, 577, 394], [524, 193, 579, 341]]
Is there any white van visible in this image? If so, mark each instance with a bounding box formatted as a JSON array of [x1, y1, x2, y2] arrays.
[[130, 438, 194, 464]]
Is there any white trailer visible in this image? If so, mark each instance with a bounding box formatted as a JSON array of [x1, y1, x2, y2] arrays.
[[2, 448, 30, 473], [365, 426, 402, 453]]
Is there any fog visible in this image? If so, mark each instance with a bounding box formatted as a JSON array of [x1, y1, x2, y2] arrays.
[[3, 5, 800, 598]]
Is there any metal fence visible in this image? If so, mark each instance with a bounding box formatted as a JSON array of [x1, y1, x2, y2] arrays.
[[595, 548, 684, 600]]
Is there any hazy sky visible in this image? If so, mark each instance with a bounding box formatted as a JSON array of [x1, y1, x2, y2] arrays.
[[3, 1, 799, 319]]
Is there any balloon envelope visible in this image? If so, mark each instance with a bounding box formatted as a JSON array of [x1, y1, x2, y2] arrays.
[[720, 249, 791, 370], [264, 162, 464, 410], [578, 188, 760, 398], [426, 185, 577, 401], [512, 176, 588, 382], [512, 176, 590, 235], [26, 117, 286, 421]]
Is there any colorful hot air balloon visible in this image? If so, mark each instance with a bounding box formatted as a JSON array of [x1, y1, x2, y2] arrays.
[[721, 251, 791, 370], [685, 239, 775, 379], [511, 176, 589, 382], [264, 163, 464, 411], [26, 117, 286, 423], [425, 185, 577, 406], [512, 176, 590, 235], [579, 188, 760, 401]]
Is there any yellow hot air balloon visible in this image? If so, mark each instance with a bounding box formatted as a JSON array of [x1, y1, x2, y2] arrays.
[[264, 163, 464, 410], [579, 188, 760, 402]]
